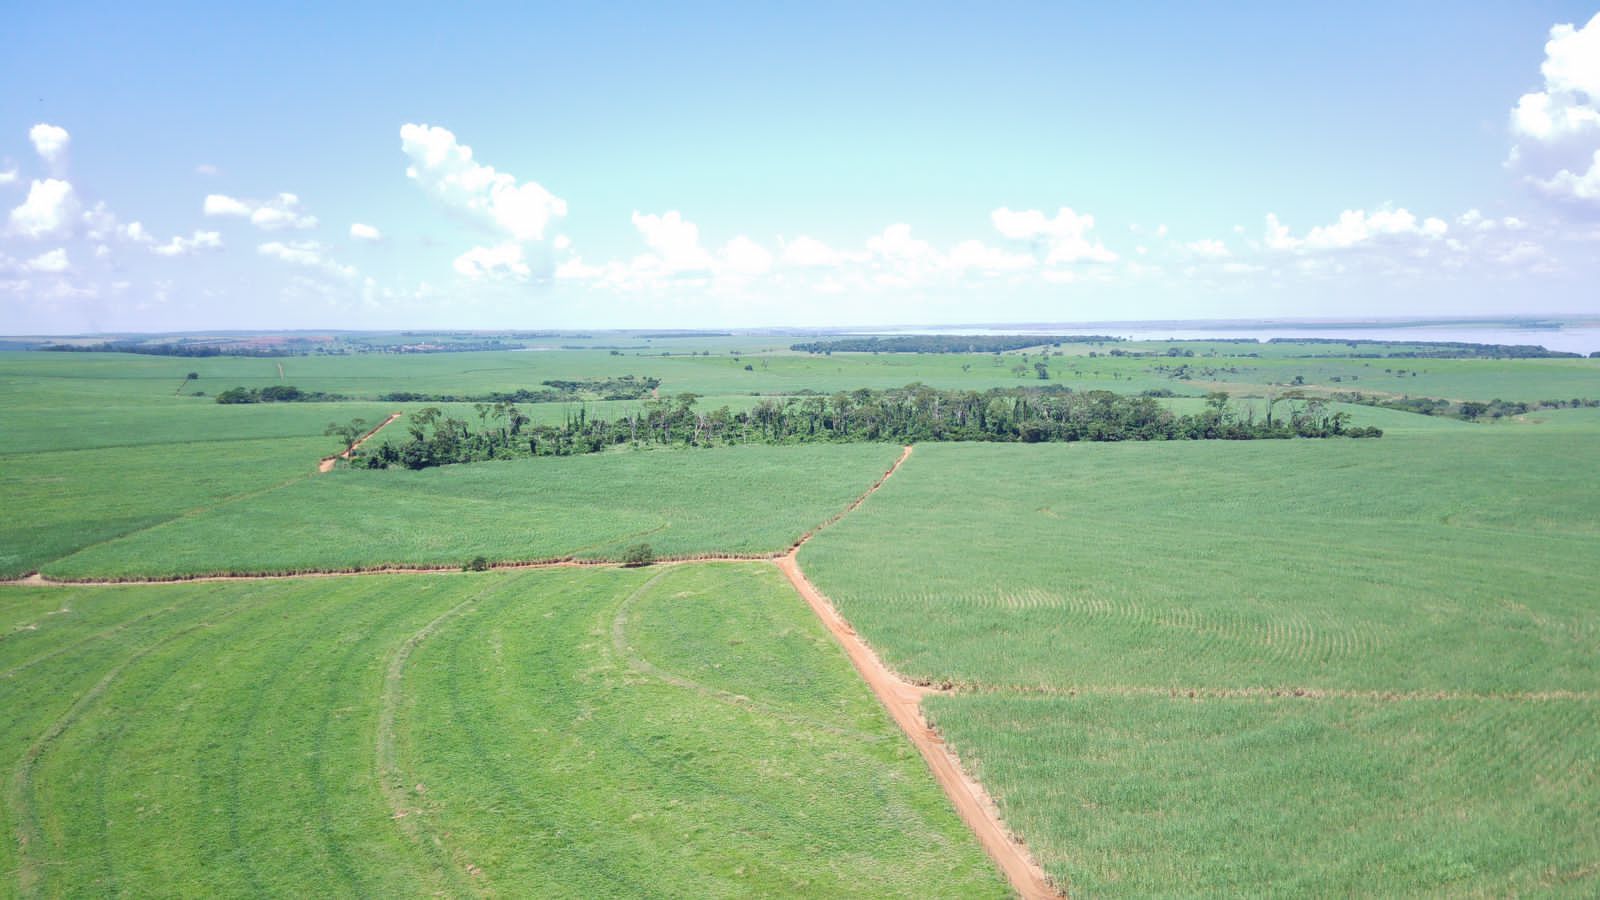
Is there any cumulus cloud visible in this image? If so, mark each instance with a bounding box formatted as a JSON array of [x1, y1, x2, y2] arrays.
[[1263, 208, 1448, 252], [401, 123, 567, 242], [991, 207, 1117, 264], [631, 210, 715, 273], [1510, 13, 1600, 205], [204, 193, 316, 229], [946, 239, 1035, 272], [453, 243, 531, 280], [23, 248, 70, 273], [204, 194, 251, 217], [780, 235, 851, 268], [7, 179, 77, 238], [349, 222, 382, 241], [153, 231, 223, 257], [258, 240, 355, 277], [0, 168, 16, 186], [720, 235, 774, 277], [28, 124, 70, 165]]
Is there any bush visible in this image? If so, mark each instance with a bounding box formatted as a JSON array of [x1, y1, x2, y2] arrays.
[[621, 543, 655, 568], [463, 555, 490, 572]]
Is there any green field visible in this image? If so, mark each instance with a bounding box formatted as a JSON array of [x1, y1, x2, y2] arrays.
[[800, 430, 1600, 893], [3, 337, 1598, 897], [43, 443, 902, 579], [0, 565, 1004, 897]]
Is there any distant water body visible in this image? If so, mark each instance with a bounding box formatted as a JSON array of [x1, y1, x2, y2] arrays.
[[888, 322, 1600, 355]]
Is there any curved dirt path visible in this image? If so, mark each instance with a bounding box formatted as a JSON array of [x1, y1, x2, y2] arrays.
[[776, 444, 1063, 900], [319, 411, 404, 473]]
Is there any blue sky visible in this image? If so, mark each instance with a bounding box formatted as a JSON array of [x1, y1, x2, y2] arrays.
[[3, 2, 1599, 332]]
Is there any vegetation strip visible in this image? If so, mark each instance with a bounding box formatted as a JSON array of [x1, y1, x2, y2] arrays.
[[956, 684, 1600, 703]]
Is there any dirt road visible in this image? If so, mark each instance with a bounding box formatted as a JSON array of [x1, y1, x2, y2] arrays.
[[319, 411, 404, 473]]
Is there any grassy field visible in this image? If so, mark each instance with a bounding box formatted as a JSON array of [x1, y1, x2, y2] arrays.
[[0, 565, 1005, 897], [800, 427, 1600, 893], [44, 443, 903, 579]]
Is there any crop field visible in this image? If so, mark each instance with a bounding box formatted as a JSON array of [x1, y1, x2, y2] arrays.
[[2, 340, 1597, 897], [43, 443, 903, 579], [800, 426, 1600, 893], [0, 565, 1005, 897]]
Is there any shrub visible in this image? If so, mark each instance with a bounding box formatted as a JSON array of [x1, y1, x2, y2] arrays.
[[463, 555, 490, 572], [621, 543, 655, 568]]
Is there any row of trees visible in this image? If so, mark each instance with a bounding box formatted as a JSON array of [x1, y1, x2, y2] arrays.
[[348, 385, 1380, 470]]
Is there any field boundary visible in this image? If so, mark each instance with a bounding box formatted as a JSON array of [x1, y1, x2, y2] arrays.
[[954, 682, 1600, 704]]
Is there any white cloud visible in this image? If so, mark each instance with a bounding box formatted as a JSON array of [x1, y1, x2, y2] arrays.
[[350, 222, 382, 241], [258, 240, 355, 278], [401, 123, 567, 242], [780, 235, 850, 268], [204, 194, 252, 217], [153, 231, 223, 257], [1264, 208, 1448, 252], [23, 248, 69, 273], [947, 239, 1035, 272], [1535, 149, 1600, 201], [1186, 238, 1230, 258], [250, 193, 317, 230], [203, 192, 316, 229], [0, 168, 16, 186], [7, 178, 77, 238], [28, 124, 70, 165], [453, 242, 530, 280], [631, 210, 714, 272], [195, 164, 219, 176], [1511, 14, 1600, 142], [719, 235, 774, 277], [991, 206, 1117, 263], [552, 234, 571, 251]]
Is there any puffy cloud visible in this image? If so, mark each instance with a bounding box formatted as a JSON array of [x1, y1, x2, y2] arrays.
[[7, 178, 77, 238], [23, 248, 69, 273], [28, 124, 70, 165], [947, 239, 1035, 272], [720, 235, 774, 277], [0, 168, 16, 185], [453, 242, 530, 280], [991, 206, 1117, 263], [1511, 14, 1600, 142], [1264, 208, 1448, 252], [203, 193, 316, 229], [258, 240, 355, 278], [204, 194, 251, 217], [1535, 149, 1600, 201], [249, 194, 317, 230], [631, 210, 714, 272], [780, 235, 851, 268], [153, 231, 223, 257], [401, 123, 566, 242], [349, 222, 382, 241]]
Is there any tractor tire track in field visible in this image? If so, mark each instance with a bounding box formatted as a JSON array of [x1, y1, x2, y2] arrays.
[[318, 411, 404, 473], [375, 591, 491, 898], [7, 602, 252, 898]]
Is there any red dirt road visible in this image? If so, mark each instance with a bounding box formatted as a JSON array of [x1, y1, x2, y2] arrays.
[[319, 411, 403, 473]]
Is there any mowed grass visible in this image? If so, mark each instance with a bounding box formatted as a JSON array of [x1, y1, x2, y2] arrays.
[[800, 429, 1600, 893], [0, 565, 1005, 897], [45, 443, 904, 579]]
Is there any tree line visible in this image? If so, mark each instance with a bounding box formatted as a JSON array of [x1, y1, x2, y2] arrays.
[[789, 335, 1119, 354], [346, 385, 1380, 470]]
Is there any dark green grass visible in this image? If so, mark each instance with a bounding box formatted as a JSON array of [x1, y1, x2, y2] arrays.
[[926, 693, 1600, 896], [0, 566, 1004, 897], [44, 443, 904, 579]]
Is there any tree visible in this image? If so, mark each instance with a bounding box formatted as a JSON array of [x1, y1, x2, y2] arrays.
[[324, 418, 370, 454], [621, 543, 655, 567]]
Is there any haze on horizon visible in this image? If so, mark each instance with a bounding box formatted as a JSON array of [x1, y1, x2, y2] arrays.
[[3, 2, 1600, 334]]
